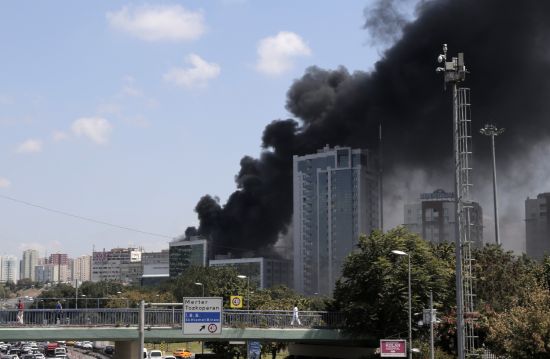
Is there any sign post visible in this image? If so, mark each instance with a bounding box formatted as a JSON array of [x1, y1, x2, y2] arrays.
[[380, 339, 407, 358], [183, 297, 223, 336]]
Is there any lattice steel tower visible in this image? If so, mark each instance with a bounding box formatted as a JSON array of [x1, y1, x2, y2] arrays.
[[436, 44, 477, 358]]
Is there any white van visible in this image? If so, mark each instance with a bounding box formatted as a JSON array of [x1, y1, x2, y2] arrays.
[[149, 350, 163, 358], [54, 347, 67, 356]]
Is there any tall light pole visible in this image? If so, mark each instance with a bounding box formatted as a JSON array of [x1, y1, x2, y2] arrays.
[[75, 279, 79, 309], [237, 275, 250, 311], [194, 282, 205, 297], [392, 250, 412, 359], [480, 123, 505, 245]]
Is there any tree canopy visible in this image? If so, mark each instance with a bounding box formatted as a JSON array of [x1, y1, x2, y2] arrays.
[[333, 227, 454, 338]]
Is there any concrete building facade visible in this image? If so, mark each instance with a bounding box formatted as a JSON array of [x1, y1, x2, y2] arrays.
[[92, 248, 143, 283], [0, 255, 18, 283], [293, 146, 380, 296], [20, 249, 39, 281], [404, 189, 483, 246], [73, 255, 92, 282], [526, 192, 550, 259]]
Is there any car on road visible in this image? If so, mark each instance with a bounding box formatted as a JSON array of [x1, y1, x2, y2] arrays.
[[163, 356, 176, 359], [81, 342, 93, 350], [103, 345, 114, 355], [148, 350, 162, 358], [173, 349, 193, 358]]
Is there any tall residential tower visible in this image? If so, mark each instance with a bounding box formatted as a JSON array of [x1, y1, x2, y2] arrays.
[[293, 146, 380, 296], [525, 192, 550, 259]]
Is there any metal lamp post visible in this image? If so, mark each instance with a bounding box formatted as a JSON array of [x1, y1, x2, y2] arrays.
[[237, 275, 250, 311], [480, 123, 505, 245], [194, 282, 205, 297], [392, 250, 412, 359]]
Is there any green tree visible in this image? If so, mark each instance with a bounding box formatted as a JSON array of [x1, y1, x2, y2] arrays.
[[473, 245, 541, 312], [333, 227, 454, 338], [486, 285, 550, 358]]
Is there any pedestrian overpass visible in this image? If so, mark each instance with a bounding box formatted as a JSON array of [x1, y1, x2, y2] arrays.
[[0, 308, 375, 358]]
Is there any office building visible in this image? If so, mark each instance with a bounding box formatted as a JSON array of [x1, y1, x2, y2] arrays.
[[169, 237, 208, 278], [209, 257, 292, 289], [403, 189, 483, 246], [0, 255, 18, 283], [526, 192, 550, 259], [92, 247, 143, 284], [293, 146, 380, 296], [141, 250, 169, 286], [20, 249, 39, 281]]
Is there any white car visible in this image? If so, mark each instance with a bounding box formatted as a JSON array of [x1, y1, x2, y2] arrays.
[[82, 342, 93, 350], [149, 350, 162, 358]]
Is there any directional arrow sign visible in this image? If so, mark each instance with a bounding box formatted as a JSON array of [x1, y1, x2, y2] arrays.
[[182, 297, 223, 335]]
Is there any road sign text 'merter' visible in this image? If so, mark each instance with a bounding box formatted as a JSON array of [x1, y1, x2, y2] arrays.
[[184, 299, 221, 311]]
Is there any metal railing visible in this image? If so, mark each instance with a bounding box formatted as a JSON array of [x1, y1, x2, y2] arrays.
[[0, 309, 344, 329]]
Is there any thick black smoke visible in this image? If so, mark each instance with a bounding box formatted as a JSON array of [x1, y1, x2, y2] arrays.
[[192, 0, 550, 256]]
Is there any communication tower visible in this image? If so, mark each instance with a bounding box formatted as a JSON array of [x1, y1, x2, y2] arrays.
[[436, 44, 477, 358]]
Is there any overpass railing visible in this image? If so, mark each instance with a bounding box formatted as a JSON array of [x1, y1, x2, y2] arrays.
[[0, 309, 344, 329]]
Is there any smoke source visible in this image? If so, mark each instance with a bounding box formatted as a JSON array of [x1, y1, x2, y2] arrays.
[[192, 0, 550, 256]]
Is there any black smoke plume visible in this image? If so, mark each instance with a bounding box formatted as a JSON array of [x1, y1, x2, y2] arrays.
[[192, 0, 550, 256]]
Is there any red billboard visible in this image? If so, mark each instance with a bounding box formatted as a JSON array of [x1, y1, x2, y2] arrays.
[[380, 339, 407, 357]]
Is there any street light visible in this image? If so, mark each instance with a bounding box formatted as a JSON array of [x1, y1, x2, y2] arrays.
[[194, 282, 205, 297], [480, 123, 505, 245], [81, 294, 87, 310], [392, 250, 412, 359], [237, 275, 250, 311]]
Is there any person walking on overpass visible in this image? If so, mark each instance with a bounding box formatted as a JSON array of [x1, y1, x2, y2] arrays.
[[55, 301, 62, 324], [291, 303, 301, 326], [16, 299, 24, 325]]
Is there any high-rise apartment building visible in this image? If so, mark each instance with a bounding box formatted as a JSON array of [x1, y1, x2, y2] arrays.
[[293, 146, 380, 296], [92, 248, 142, 283], [0, 255, 18, 283], [169, 237, 208, 278], [525, 192, 550, 259], [46, 253, 70, 282], [404, 189, 483, 246], [73, 255, 92, 282], [20, 249, 39, 281]]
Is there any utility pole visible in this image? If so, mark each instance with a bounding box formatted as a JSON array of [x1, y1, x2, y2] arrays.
[[480, 124, 505, 245], [436, 43, 476, 359], [429, 291, 434, 359], [139, 300, 145, 359]]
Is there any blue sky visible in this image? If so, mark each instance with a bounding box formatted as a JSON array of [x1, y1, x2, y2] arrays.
[[0, 1, 383, 258]]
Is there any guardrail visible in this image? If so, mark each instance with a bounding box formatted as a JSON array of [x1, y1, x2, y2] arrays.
[[0, 309, 344, 329]]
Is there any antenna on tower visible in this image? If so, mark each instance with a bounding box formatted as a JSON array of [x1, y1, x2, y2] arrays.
[[436, 43, 477, 359]]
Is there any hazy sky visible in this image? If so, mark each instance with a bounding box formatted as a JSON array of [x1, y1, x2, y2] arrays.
[[0, 1, 385, 258]]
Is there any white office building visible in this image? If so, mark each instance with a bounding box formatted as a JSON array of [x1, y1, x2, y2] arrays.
[[92, 248, 143, 284]]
